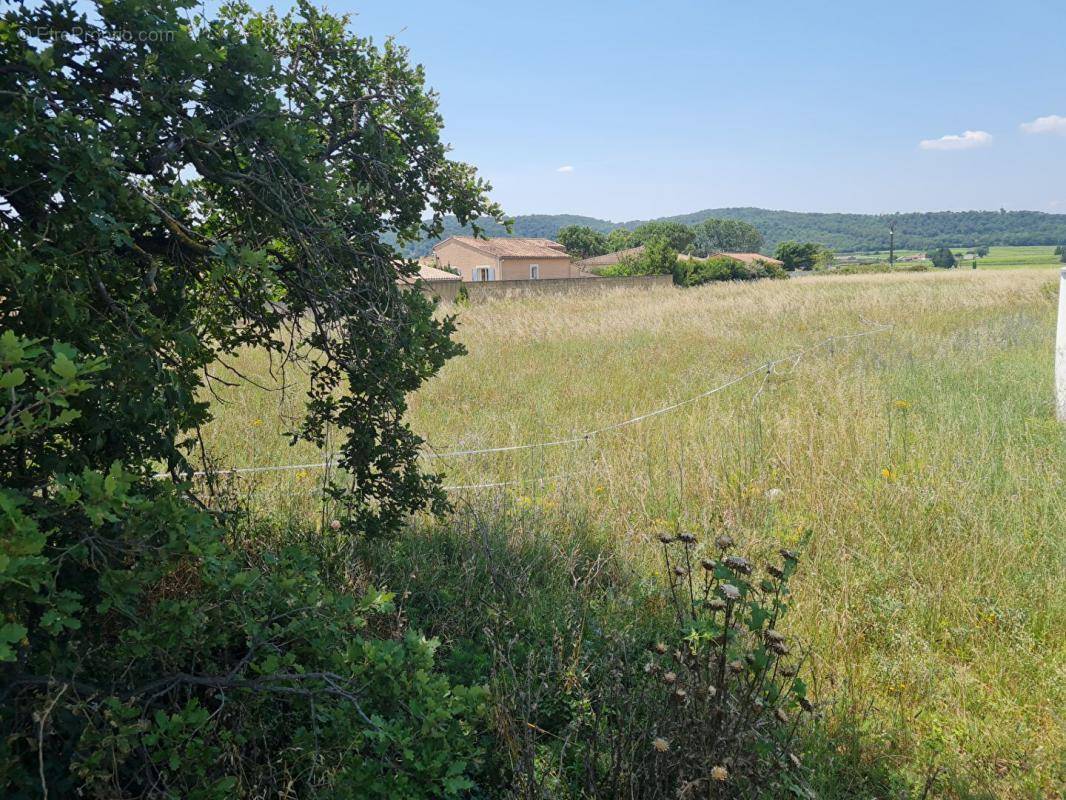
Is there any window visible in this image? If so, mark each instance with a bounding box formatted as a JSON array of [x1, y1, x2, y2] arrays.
[[473, 266, 494, 282], [529, 264, 540, 279]]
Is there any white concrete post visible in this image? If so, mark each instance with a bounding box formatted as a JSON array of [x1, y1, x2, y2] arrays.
[[1058, 268, 1066, 421]]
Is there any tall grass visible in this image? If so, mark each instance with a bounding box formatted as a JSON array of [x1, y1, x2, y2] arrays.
[[201, 269, 1065, 797]]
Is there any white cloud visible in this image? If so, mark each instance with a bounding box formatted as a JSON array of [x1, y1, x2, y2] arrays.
[[555, 165, 574, 173], [1020, 115, 1066, 135], [918, 130, 993, 150]]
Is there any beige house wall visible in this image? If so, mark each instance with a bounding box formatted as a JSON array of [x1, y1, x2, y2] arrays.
[[497, 257, 573, 281], [433, 239, 495, 281], [433, 239, 585, 282]]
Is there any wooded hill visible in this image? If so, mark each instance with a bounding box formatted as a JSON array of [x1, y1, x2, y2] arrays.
[[398, 208, 1066, 256]]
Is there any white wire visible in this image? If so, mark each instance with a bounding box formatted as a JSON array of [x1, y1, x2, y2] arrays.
[[155, 320, 891, 481]]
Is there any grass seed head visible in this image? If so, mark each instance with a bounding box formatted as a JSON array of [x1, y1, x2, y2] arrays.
[[710, 765, 729, 782]]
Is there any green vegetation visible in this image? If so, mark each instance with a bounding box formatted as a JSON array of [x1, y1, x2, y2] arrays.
[[1, 0, 504, 795], [556, 224, 610, 258], [399, 208, 1066, 256], [675, 255, 787, 285], [927, 246, 958, 269], [209, 270, 1064, 798], [690, 218, 765, 256], [775, 241, 832, 271]]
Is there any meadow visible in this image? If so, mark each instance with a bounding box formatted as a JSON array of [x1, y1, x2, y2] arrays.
[[853, 245, 1061, 270], [202, 269, 1065, 798]]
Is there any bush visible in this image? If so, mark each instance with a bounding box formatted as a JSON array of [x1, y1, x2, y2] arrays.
[[0, 335, 487, 798], [600, 236, 679, 278], [676, 256, 787, 286], [1, 0, 503, 794]]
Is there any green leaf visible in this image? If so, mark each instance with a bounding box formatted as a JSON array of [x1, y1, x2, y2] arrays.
[[0, 622, 27, 662], [51, 352, 77, 379], [0, 368, 25, 389]]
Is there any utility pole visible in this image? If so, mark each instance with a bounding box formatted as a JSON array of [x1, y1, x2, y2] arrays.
[[888, 219, 896, 269]]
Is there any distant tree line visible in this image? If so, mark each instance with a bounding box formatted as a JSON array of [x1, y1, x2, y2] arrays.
[[398, 208, 1066, 257], [556, 218, 764, 259]]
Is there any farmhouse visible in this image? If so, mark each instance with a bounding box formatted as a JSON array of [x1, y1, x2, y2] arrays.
[[433, 236, 597, 281]]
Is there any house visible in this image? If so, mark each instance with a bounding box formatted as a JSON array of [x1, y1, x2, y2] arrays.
[[432, 236, 598, 281], [573, 246, 646, 272]]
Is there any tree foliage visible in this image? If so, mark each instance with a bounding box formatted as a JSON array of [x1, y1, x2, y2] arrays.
[[628, 221, 696, 252], [1, 0, 501, 794], [676, 255, 787, 286], [774, 241, 828, 271], [398, 207, 1066, 257], [926, 246, 958, 268], [556, 224, 608, 258], [691, 218, 764, 256], [600, 236, 678, 277]]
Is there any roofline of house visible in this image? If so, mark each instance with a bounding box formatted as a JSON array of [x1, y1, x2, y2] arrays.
[[433, 236, 571, 260]]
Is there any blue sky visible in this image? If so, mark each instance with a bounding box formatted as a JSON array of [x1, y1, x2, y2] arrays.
[[306, 0, 1063, 220], [96, 0, 1040, 220]]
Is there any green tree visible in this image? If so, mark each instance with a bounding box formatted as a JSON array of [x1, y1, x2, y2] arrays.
[[556, 225, 608, 258], [629, 220, 695, 252], [774, 241, 824, 271], [975, 245, 990, 257], [600, 236, 678, 277], [604, 227, 635, 252], [1, 0, 500, 794], [690, 218, 764, 256], [926, 246, 958, 268]]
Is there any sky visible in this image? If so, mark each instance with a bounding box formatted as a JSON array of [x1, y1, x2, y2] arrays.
[[233, 1, 1066, 219]]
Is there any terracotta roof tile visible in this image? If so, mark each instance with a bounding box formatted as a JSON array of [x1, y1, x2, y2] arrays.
[[435, 236, 571, 259]]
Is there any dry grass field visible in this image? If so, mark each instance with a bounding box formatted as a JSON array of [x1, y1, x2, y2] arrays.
[[203, 269, 1065, 797]]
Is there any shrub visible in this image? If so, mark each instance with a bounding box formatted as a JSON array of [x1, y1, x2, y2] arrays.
[[1, 0, 503, 794], [600, 236, 679, 278], [676, 256, 787, 286], [0, 335, 487, 798]]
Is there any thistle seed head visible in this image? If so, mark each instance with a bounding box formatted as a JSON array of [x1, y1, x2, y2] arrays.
[[724, 555, 753, 575]]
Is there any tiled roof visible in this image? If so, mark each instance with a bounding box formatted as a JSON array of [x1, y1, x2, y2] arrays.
[[715, 251, 784, 266], [435, 236, 571, 259], [574, 246, 645, 268], [415, 263, 461, 281]]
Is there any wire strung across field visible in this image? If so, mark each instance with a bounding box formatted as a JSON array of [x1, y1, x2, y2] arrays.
[[155, 318, 892, 487]]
